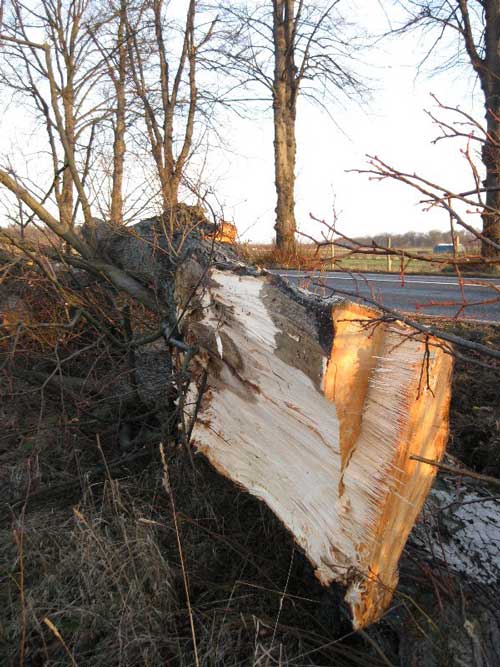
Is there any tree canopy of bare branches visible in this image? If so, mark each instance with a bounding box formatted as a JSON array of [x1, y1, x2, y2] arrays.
[[397, 0, 500, 262], [124, 0, 217, 235]]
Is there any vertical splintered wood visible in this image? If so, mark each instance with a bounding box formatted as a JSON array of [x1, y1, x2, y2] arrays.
[[323, 304, 452, 627], [181, 269, 452, 629]]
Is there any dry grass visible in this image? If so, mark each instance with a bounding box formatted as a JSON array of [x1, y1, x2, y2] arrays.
[[238, 243, 470, 274], [445, 321, 500, 477], [1, 451, 402, 666]]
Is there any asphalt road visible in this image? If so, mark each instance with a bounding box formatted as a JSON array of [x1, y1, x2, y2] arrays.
[[276, 270, 500, 323]]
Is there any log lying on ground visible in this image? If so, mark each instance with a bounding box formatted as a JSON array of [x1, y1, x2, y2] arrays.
[[398, 476, 500, 667], [1, 217, 455, 629], [174, 258, 453, 629], [86, 218, 453, 629]]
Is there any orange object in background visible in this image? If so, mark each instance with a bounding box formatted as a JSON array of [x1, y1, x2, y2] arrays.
[[212, 221, 237, 244]]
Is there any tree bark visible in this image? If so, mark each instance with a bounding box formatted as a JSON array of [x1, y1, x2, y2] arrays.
[[481, 116, 500, 260], [272, 0, 298, 254], [458, 0, 500, 261], [60, 88, 75, 228], [273, 102, 297, 254], [479, 2, 500, 259], [110, 0, 127, 226]]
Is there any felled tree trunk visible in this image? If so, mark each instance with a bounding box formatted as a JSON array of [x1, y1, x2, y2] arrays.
[[176, 263, 452, 629], [5, 208, 493, 651], [99, 217, 456, 630], [397, 474, 500, 667]]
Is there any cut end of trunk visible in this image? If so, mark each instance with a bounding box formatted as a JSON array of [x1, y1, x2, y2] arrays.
[[323, 303, 452, 627], [182, 270, 452, 629]]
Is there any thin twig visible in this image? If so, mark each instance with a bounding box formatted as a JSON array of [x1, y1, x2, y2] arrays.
[[411, 455, 500, 488]]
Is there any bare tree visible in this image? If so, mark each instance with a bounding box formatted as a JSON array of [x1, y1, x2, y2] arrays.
[[125, 0, 215, 234], [89, 0, 129, 226], [0, 0, 110, 230], [0, 0, 151, 234], [218, 0, 363, 254], [0, 3, 162, 310], [397, 0, 500, 262]]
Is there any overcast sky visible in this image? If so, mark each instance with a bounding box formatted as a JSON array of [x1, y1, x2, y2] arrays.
[[0, 1, 484, 243]]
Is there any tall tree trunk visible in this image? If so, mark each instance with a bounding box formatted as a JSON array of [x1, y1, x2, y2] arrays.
[[60, 85, 75, 228], [110, 1, 127, 226], [272, 0, 297, 255], [163, 109, 179, 213], [162, 172, 179, 211], [273, 101, 297, 254], [477, 1, 500, 260], [482, 111, 500, 259]]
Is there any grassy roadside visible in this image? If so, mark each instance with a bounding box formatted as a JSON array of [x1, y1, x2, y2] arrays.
[[440, 320, 500, 476], [239, 243, 496, 277]]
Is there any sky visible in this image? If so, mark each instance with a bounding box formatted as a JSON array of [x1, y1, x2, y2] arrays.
[[0, 1, 485, 244]]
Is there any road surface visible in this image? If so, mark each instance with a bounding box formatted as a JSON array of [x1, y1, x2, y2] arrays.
[[276, 270, 500, 323]]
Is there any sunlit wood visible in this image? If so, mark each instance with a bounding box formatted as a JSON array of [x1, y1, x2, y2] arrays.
[[184, 270, 452, 628]]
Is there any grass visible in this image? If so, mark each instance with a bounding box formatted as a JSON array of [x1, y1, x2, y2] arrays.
[[444, 321, 500, 477], [1, 448, 398, 665], [238, 243, 486, 275]]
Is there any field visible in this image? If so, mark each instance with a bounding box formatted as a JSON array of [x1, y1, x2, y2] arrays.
[[239, 243, 482, 274]]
